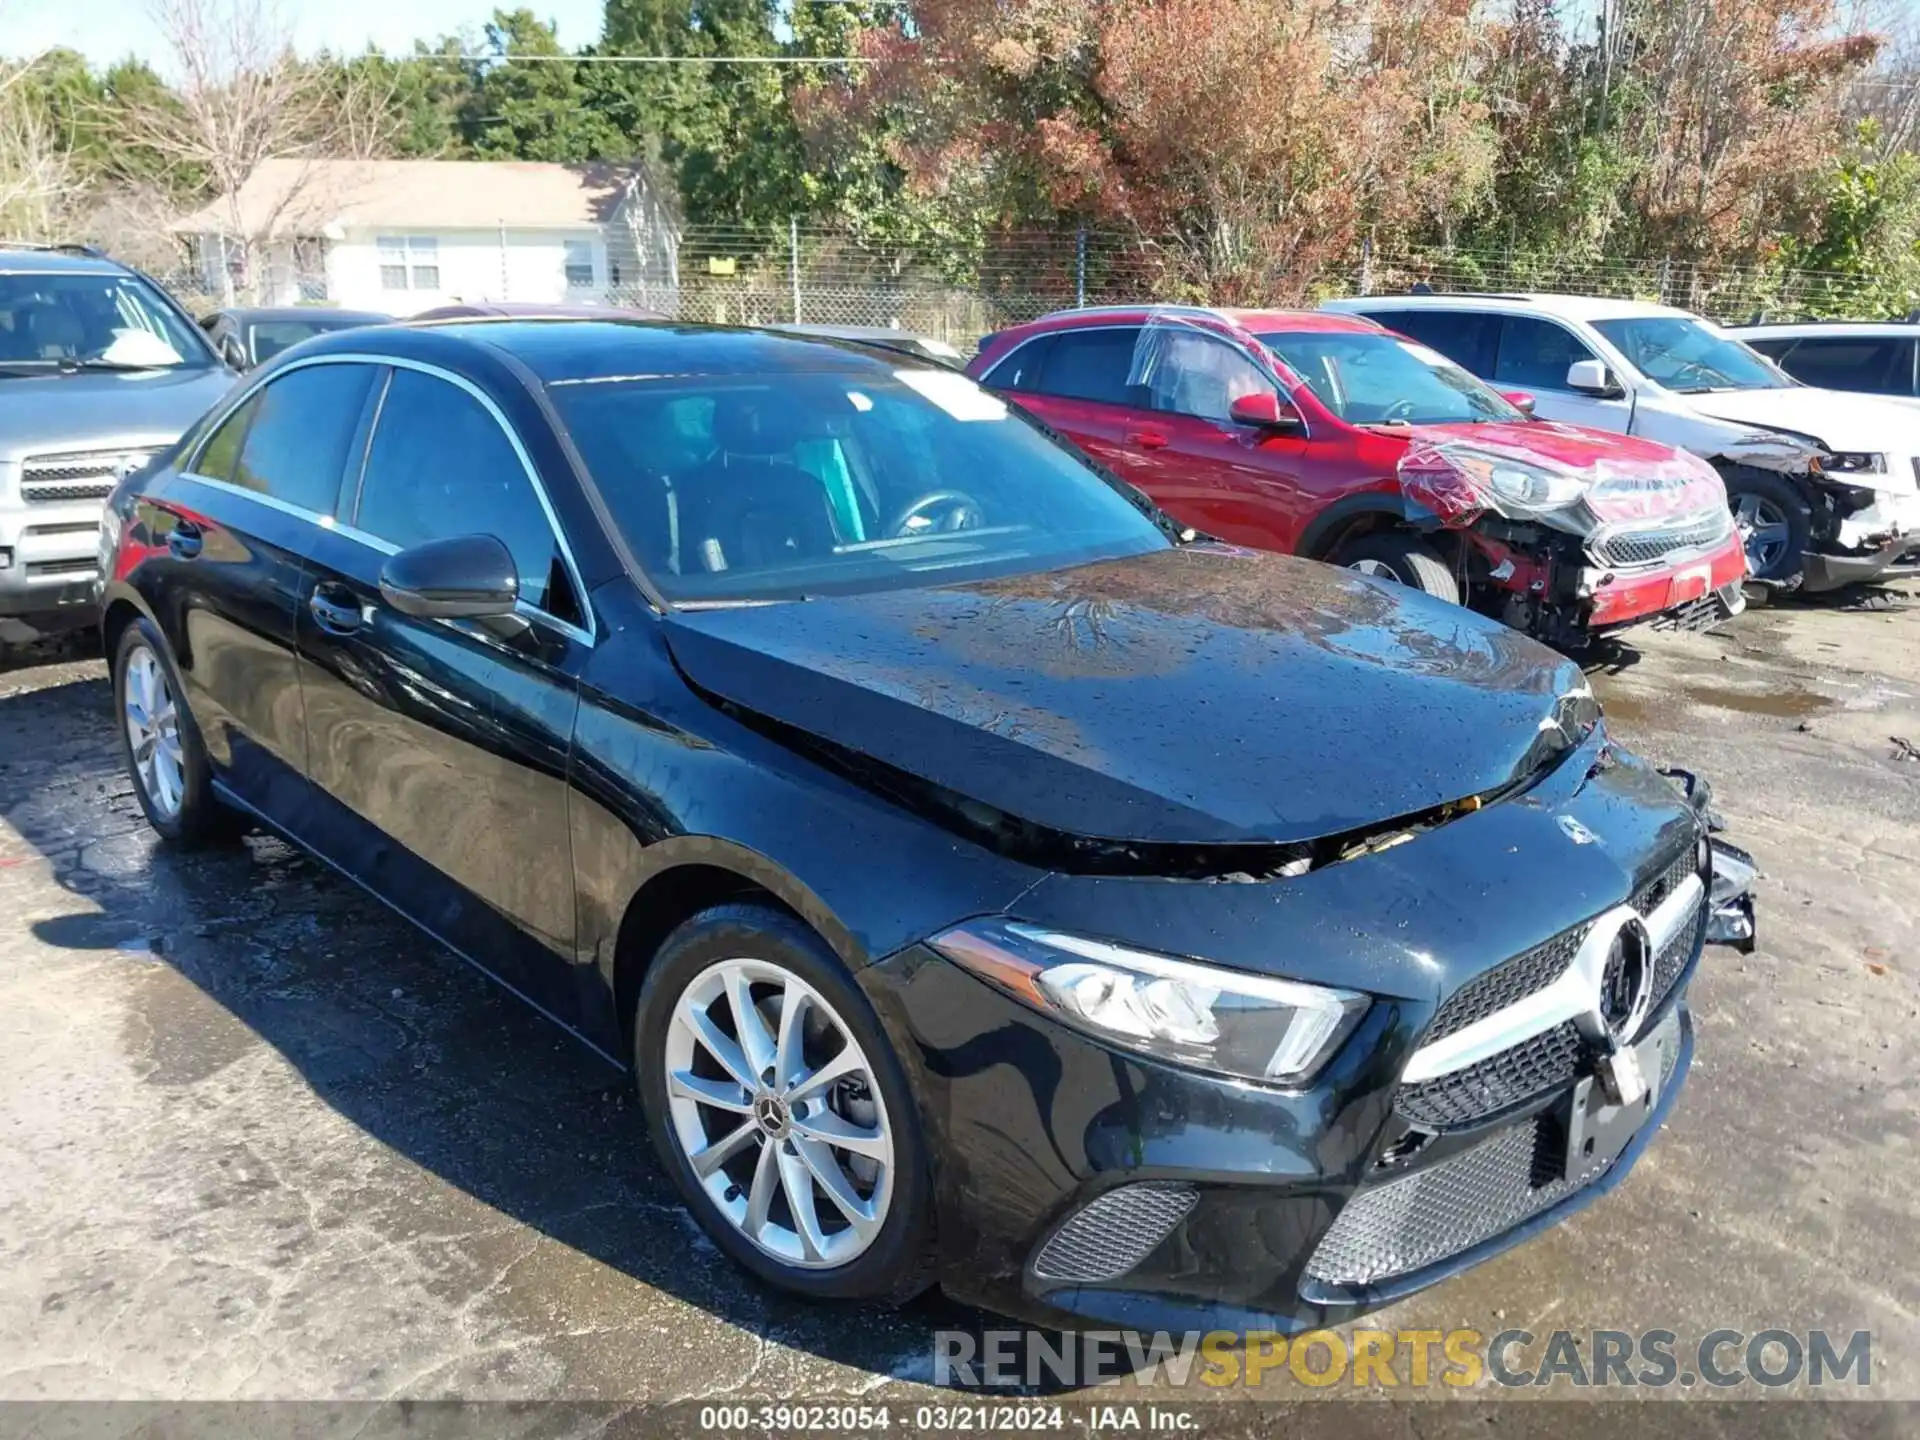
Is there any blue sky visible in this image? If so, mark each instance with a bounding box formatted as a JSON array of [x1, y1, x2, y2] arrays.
[[9, 0, 607, 66]]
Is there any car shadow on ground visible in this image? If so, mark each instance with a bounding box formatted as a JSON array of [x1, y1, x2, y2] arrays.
[[0, 670, 1098, 1395]]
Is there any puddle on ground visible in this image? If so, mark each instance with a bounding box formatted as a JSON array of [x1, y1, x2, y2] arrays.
[[1603, 681, 1837, 727]]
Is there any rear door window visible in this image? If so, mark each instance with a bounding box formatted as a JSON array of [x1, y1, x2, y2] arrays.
[[1031, 327, 1144, 406], [983, 333, 1053, 392], [193, 397, 258, 483], [232, 362, 379, 516], [1494, 316, 1602, 391], [1365, 309, 1500, 377]]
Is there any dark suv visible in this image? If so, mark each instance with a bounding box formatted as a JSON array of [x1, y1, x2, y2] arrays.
[[0, 243, 231, 646]]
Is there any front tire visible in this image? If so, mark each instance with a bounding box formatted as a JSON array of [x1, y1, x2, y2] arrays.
[[634, 903, 933, 1303], [1338, 532, 1463, 605], [1718, 464, 1810, 587], [112, 617, 237, 847]]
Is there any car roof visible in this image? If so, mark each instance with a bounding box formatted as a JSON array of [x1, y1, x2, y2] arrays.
[[1326, 292, 1697, 324], [1002, 305, 1381, 337], [294, 316, 921, 384], [0, 246, 130, 276], [1731, 321, 1917, 339]]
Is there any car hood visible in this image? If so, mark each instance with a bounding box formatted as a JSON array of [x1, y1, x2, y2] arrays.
[[661, 546, 1591, 847], [1410, 419, 1687, 469], [0, 367, 235, 456], [1684, 386, 1920, 491]]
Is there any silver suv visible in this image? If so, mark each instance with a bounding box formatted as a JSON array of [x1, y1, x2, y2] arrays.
[[0, 245, 233, 645]]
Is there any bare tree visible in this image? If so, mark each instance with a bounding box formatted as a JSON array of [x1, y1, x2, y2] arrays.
[[113, 0, 400, 301], [0, 26, 75, 239]]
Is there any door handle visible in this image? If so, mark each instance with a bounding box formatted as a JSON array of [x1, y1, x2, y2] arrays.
[[166, 521, 202, 559], [308, 585, 365, 636], [1126, 430, 1170, 450]]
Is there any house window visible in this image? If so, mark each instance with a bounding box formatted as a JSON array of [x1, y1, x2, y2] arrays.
[[563, 240, 595, 288], [378, 236, 440, 291]]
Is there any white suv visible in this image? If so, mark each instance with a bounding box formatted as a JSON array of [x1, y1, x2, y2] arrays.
[[1323, 292, 1920, 592]]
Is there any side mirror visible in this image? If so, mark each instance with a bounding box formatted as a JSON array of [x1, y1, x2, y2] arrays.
[[220, 335, 249, 370], [1499, 389, 1537, 417], [379, 534, 519, 619], [1566, 359, 1621, 397], [1229, 392, 1304, 430]]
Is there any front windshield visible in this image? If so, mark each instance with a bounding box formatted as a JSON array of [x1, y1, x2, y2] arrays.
[[1255, 330, 1523, 426], [250, 316, 368, 364], [1592, 316, 1789, 393], [551, 368, 1172, 603], [0, 271, 212, 370]]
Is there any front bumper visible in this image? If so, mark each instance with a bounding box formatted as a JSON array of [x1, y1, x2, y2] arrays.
[[1804, 489, 1920, 592], [0, 497, 103, 639], [868, 944, 1699, 1337], [1583, 531, 1749, 629]]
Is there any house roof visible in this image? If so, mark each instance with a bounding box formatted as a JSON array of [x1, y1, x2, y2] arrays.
[[172, 159, 652, 238]]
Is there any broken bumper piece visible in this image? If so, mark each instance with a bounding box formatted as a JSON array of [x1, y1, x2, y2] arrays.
[[1803, 491, 1920, 592], [1660, 768, 1760, 954]]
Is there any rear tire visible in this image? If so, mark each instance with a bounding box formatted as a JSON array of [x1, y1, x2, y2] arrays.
[[1338, 533, 1463, 606], [112, 617, 241, 848], [1718, 464, 1809, 587], [634, 902, 934, 1305]]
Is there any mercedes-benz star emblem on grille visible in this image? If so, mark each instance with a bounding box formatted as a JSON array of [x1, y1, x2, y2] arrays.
[[1576, 908, 1656, 1105]]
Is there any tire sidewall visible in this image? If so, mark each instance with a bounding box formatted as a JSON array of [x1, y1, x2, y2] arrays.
[[634, 903, 933, 1303], [1340, 533, 1461, 604], [112, 617, 221, 844]]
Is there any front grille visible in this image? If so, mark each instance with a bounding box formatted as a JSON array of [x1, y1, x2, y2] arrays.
[[23, 521, 99, 539], [1426, 925, 1585, 1044], [1590, 510, 1733, 570], [1397, 846, 1703, 1130], [1396, 1021, 1584, 1129], [19, 449, 153, 505], [1031, 1183, 1198, 1284], [24, 557, 97, 579], [1311, 1035, 1681, 1287]]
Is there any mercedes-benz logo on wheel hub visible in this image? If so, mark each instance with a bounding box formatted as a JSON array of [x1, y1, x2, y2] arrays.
[[754, 1093, 792, 1140]]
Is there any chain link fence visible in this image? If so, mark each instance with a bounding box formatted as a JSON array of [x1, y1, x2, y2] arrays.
[[617, 226, 1918, 351], [117, 218, 1920, 349]]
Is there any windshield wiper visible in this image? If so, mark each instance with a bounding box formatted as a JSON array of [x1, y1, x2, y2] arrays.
[[57, 358, 173, 373]]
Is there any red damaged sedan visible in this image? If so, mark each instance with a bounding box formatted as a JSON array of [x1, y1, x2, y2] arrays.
[[969, 306, 1749, 648]]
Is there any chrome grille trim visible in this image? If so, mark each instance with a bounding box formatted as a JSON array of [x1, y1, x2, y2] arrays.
[[20, 448, 155, 505], [1401, 872, 1703, 1085], [1589, 509, 1734, 570]]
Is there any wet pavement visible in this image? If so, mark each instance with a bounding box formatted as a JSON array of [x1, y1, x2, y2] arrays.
[[0, 584, 1916, 1407]]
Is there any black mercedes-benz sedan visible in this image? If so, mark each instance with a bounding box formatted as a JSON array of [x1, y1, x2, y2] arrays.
[[96, 319, 1756, 1334]]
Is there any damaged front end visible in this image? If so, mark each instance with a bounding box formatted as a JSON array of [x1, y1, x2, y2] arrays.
[[1715, 432, 1920, 593], [1396, 438, 1749, 650]]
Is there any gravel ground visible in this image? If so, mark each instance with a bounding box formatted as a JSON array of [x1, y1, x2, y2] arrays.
[[0, 584, 1915, 1420]]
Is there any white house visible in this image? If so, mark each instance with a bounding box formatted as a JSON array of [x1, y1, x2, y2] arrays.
[[173, 158, 682, 315]]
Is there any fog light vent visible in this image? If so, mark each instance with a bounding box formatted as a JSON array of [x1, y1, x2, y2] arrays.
[[1031, 1182, 1198, 1284]]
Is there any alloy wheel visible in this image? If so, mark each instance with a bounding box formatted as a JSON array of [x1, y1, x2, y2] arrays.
[[1349, 557, 1398, 580], [124, 644, 185, 821], [1732, 493, 1792, 576], [663, 957, 895, 1269]]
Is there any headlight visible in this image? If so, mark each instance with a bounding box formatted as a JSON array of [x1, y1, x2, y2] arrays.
[[1819, 452, 1886, 475], [928, 920, 1368, 1086], [1484, 458, 1586, 510]]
